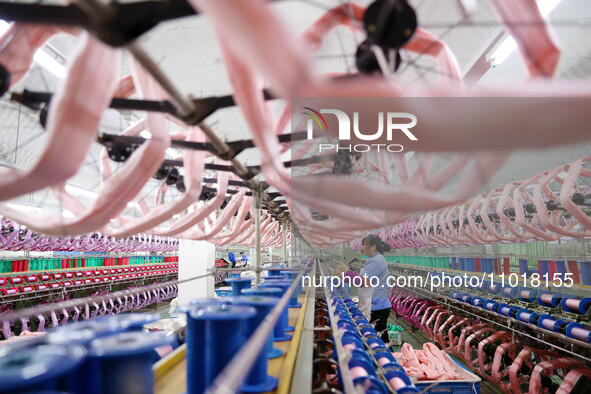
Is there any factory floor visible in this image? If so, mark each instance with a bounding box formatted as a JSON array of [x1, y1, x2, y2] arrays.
[[388, 312, 504, 394]]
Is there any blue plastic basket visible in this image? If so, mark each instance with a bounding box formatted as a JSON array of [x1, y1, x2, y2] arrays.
[[395, 354, 481, 394]]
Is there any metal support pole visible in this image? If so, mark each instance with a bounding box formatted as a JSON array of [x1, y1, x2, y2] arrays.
[[254, 188, 262, 285], [282, 220, 288, 267]]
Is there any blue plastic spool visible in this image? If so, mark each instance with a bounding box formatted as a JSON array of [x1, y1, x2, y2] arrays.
[[360, 326, 378, 337], [280, 270, 302, 307], [89, 331, 173, 394], [55, 316, 124, 339], [337, 320, 357, 331], [374, 350, 396, 366], [518, 259, 529, 276], [266, 265, 284, 276], [517, 287, 538, 303], [241, 287, 286, 355], [449, 290, 461, 300], [259, 282, 295, 334], [451, 257, 457, 269], [516, 309, 533, 323], [349, 353, 377, 375], [187, 304, 256, 394], [229, 296, 279, 393], [470, 297, 485, 307], [537, 314, 568, 333], [561, 295, 591, 314], [384, 369, 420, 393], [501, 286, 518, 299], [487, 282, 502, 295], [225, 277, 254, 296], [341, 335, 364, 350], [539, 260, 550, 277], [114, 313, 160, 331], [497, 304, 513, 317], [581, 261, 591, 285], [537, 291, 562, 308], [352, 375, 389, 394], [566, 322, 591, 342], [482, 258, 495, 274], [260, 279, 296, 325], [482, 299, 499, 312], [367, 337, 387, 351], [460, 293, 472, 303], [478, 280, 489, 293], [555, 260, 567, 280], [0, 344, 86, 393]]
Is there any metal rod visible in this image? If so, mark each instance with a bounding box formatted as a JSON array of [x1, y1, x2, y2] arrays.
[[254, 188, 262, 286], [206, 264, 307, 394], [283, 220, 288, 267]]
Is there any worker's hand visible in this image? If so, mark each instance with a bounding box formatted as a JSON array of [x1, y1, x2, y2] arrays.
[[337, 262, 348, 272]]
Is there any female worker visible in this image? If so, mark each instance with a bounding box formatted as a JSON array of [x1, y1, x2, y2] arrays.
[[335, 234, 392, 344]]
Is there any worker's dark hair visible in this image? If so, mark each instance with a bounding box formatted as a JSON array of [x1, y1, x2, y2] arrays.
[[240, 251, 244, 254], [362, 234, 391, 254]]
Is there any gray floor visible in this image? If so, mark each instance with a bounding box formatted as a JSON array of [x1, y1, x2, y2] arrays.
[[388, 311, 504, 394]]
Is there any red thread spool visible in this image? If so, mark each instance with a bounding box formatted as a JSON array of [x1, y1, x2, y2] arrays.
[[8, 276, 23, 285], [24, 275, 37, 283], [38, 274, 51, 281], [0, 277, 6, 286]]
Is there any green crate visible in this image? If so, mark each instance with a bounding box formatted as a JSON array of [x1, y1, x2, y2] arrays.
[[388, 331, 402, 346]]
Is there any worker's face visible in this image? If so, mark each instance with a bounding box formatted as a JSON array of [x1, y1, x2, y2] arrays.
[[362, 241, 374, 256]]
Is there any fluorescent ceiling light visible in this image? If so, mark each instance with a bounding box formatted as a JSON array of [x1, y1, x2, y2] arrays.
[[33, 50, 67, 78], [0, 20, 8, 35], [490, 0, 562, 67]]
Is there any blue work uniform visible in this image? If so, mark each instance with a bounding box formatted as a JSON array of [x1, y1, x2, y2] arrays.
[[363, 252, 392, 311], [228, 252, 236, 263]]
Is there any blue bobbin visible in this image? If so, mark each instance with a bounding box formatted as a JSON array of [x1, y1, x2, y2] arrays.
[[266, 264, 284, 276], [187, 304, 256, 394], [260, 281, 295, 332], [241, 287, 287, 354], [280, 271, 302, 307], [89, 331, 173, 394], [0, 344, 86, 393], [229, 296, 279, 392], [179, 298, 230, 394], [225, 277, 254, 296]]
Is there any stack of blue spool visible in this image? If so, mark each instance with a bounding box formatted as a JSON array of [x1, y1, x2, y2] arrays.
[[328, 287, 419, 393], [181, 262, 308, 393], [0, 313, 173, 394]]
